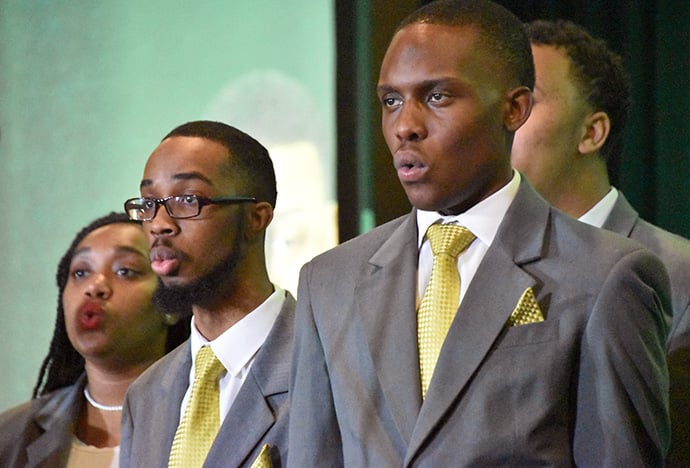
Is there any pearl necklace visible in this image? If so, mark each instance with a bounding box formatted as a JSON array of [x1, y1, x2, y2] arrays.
[[83, 387, 123, 412]]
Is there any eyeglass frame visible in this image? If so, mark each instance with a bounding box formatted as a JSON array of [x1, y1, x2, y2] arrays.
[[124, 194, 258, 221]]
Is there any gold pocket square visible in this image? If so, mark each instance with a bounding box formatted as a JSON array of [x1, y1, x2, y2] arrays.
[[507, 287, 544, 326], [250, 444, 272, 468]]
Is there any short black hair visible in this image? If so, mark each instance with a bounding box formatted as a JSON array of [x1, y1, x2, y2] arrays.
[[398, 0, 534, 90], [164, 120, 278, 208], [525, 19, 631, 180], [32, 212, 190, 397]]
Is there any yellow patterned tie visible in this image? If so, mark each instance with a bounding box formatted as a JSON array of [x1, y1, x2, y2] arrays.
[[169, 346, 226, 468], [418, 224, 476, 398], [250, 444, 272, 468]]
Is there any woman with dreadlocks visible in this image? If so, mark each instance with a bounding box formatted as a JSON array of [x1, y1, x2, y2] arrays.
[[0, 212, 190, 467]]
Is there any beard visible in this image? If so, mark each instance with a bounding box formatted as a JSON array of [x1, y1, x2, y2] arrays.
[[153, 218, 245, 316]]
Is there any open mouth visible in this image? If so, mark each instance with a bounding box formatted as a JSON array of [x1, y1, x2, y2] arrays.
[[79, 302, 104, 330]]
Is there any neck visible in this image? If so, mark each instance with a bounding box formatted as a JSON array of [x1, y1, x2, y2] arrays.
[[193, 278, 274, 341], [78, 362, 158, 448], [540, 156, 610, 218]]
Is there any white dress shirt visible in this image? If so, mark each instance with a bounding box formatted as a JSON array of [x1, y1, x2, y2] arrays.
[[416, 172, 521, 308], [179, 286, 286, 424], [578, 187, 619, 228]]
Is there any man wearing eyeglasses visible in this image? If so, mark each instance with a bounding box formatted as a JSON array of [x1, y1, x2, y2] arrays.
[[120, 120, 295, 468]]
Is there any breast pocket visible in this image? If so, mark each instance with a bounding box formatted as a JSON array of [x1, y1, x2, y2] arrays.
[[493, 319, 560, 349]]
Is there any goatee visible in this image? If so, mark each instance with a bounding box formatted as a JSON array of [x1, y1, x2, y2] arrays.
[[153, 234, 244, 316]]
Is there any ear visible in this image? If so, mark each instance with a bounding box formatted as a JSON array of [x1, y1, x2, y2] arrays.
[[244, 201, 274, 241], [578, 111, 610, 155], [503, 86, 533, 132]]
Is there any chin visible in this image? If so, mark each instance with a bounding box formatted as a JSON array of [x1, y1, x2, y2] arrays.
[[406, 195, 441, 213], [159, 273, 192, 288]]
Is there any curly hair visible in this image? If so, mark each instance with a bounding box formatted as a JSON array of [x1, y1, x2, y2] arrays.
[[32, 212, 190, 397], [525, 19, 632, 178]]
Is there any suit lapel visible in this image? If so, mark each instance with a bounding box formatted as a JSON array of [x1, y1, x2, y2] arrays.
[[406, 179, 550, 461], [355, 212, 422, 445], [149, 343, 193, 466], [206, 293, 295, 467], [26, 377, 84, 467], [212, 376, 274, 467]]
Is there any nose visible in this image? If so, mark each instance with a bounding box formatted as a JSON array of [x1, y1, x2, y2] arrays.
[[85, 274, 112, 299], [395, 101, 427, 142], [148, 201, 180, 238]]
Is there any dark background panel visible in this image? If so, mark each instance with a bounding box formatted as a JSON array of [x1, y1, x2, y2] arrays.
[[337, 0, 690, 241]]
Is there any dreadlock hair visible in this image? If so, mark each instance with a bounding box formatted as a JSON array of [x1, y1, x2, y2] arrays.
[[32, 212, 190, 398]]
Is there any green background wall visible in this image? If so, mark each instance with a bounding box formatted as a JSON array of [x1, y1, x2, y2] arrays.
[[0, 1, 334, 411]]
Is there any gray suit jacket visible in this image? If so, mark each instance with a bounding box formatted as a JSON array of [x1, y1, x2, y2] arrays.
[[602, 192, 690, 352], [602, 192, 690, 466], [288, 180, 670, 467], [0, 375, 84, 468], [121, 292, 295, 468]]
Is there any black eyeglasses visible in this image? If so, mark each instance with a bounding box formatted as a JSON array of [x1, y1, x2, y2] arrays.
[[124, 195, 258, 221]]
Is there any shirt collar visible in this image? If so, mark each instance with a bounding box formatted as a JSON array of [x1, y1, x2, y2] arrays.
[[578, 187, 618, 228], [416, 171, 521, 248], [189, 286, 286, 377]]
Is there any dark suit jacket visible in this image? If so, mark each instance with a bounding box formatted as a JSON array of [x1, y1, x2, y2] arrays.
[[121, 292, 295, 468], [0, 375, 84, 468], [288, 180, 671, 467], [602, 192, 690, 466]]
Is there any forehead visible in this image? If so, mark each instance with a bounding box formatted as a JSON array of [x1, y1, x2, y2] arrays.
[[75, 223, 148, 258], [532, 45, 579, 95], [379, 23, 500, 87], [141, 136, 234, 192]]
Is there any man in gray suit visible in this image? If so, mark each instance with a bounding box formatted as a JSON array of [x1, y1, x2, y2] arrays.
[[511, 20, 690, 465], [288, 1, 671, 466], [120, 121, 295, 467]]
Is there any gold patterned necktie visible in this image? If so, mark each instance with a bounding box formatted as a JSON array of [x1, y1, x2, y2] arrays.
[[169, 346, 226, 468], [417, 223, 476, 399]]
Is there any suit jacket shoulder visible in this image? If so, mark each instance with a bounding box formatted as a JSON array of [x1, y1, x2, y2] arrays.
[[603, 192, 690, 351], [120, 339, 193, 468], [0, 376, 84, 468], [607, 193, 690, 466]]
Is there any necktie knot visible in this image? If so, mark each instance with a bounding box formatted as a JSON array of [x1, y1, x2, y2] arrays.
[[426, 223, 476, 258], [195, 346, 225, 382]]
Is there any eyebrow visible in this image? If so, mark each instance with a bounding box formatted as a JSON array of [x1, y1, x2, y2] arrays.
[[140, 171, 214, 189], [72, 245, 147, 259], [377, 78, 456, 95]]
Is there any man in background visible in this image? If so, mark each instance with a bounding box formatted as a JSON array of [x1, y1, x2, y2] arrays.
[[511, 19, 690, 465]]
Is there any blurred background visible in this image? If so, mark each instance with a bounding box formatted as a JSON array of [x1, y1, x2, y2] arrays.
[[0, 0, 336, 411]]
